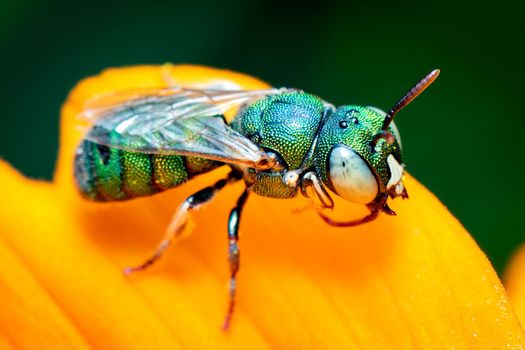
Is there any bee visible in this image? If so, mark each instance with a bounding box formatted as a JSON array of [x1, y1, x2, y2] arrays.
[[74, 69, 439, 329]]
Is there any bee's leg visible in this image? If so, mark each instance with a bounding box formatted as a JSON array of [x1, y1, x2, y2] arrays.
[[319, 207, 380, 227], [319, 193, 392, 227], [124, 172, 241, 274], [222, 188, 249, 331], [300, 171, 334, 210]]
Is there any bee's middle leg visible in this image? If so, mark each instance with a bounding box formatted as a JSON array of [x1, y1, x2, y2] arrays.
[[222, 188, 249, 330], [124, 172, 241, 275]]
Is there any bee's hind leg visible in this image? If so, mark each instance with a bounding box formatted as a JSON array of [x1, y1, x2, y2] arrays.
[[124, 172, 241, 275], [222, 188, 249, 331]]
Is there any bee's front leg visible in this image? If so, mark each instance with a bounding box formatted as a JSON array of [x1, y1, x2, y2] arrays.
[[319, 193, 393, 227], [319, 193, 396, 227], [319, 207, 381, 227]]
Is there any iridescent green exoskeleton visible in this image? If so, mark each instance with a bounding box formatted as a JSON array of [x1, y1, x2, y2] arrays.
[[74, 69, 440, 329]]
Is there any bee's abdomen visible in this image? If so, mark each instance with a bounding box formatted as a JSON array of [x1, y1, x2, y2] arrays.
[[74, 140, 220, 201]]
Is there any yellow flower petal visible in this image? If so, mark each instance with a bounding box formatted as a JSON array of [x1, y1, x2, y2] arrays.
[[0, 64, 523, 348], [505, 244, 525, 326]]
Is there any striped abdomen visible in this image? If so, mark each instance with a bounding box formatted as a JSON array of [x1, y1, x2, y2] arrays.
[[74, 140, 221, 201]]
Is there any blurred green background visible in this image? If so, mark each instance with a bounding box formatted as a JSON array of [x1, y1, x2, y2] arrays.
[[0, 0, 523, 273]]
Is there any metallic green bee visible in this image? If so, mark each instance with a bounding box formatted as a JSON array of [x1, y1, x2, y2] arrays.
[[74, 69, 439, 328]]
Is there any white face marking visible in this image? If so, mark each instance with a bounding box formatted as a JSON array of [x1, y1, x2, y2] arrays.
[[386, 154, 404, 189], [329, 146, 378, 204]]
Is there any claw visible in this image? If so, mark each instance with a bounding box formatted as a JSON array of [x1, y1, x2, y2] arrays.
[[123, 267, 138, 276], [383, 203, 397, 216]]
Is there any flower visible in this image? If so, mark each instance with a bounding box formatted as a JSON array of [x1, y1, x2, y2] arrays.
[[505, 245, 525, 327], [0, 65, 523, 348]]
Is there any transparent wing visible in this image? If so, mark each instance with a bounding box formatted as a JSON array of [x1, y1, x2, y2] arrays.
[[78, 86, 294, 169]]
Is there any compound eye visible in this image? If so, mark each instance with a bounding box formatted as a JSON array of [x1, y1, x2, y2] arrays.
[[328, 146, 378, 204]]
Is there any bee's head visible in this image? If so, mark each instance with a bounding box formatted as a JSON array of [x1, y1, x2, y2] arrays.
[[313, 105, 405, 204], [313, 69, 440, 205]]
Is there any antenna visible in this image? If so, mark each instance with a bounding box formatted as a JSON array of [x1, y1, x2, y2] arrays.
[[381, 69, 440, 131]]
